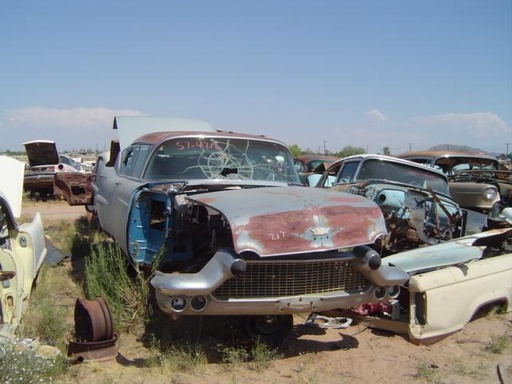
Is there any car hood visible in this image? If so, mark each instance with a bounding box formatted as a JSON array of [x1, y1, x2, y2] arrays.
[[383, 227, 512, 274], [187, 186, 388, 257], [23, 140, 60, 166], [0, 156, 25, 217]]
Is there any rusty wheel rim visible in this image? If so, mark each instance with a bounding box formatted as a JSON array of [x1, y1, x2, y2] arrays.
[[74, 297, 114, 342]]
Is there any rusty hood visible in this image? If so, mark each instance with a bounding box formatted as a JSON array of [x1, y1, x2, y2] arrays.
[[187, 186, 387, 257], [23, 140, 60, 166]]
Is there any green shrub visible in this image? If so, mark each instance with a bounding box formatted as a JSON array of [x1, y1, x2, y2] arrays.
[[485, 334, 511, 354], [0, 343, 67, 384], [84, 244, 152, 331]]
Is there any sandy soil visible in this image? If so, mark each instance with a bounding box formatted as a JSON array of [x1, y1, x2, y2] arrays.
[[21, 200, 512, 384]]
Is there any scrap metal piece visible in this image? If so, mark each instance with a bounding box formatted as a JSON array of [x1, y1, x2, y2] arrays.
[[66, 332, 119, 362], [68, 296, 118, 362]]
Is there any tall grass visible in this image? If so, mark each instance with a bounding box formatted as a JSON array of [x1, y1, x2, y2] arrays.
[[84, 244, 152, 332], [19, 264, 69, 349]]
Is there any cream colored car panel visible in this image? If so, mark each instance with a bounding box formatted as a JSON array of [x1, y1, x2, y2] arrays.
[[0, 156, 25, 218], [407, 254, 512, 341]]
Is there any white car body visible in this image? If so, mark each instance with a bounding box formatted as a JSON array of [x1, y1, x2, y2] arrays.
[[0, 156, 47, 341], [359, 228, 512, 344]]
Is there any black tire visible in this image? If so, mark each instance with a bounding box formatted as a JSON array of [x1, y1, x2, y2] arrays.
[[244, 314, 294, 346]]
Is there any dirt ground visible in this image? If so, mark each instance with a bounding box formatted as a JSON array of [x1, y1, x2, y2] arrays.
[[21, 200, 512, 384]]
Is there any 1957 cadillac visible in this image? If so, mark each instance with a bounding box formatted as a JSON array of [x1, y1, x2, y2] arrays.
[[55, 116, 409, 339]]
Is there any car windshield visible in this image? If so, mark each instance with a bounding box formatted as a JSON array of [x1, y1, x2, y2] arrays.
[[353, 159, 450, 195], [435, 157, 499, 176], [144, 138, 300, 183]]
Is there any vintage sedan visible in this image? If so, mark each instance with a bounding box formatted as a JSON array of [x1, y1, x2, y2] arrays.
[[397, 150, 512, 228], [0, 156, 47, 342], [348, 227, 512, 344], [314, 154, 486, 255], [293, 155, 339, 185], [23, 139, 85, 197], [57, 116, 408, 339]]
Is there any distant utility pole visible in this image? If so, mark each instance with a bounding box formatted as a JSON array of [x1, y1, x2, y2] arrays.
[[323, 141, 327, 155], [507, 143, 510, 155]]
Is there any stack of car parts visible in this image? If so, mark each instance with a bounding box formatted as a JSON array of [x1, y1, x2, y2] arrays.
[[67, 297, 119, 362]]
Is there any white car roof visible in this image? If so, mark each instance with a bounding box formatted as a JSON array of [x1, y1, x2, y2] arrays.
[[113, 116, 214, 150]]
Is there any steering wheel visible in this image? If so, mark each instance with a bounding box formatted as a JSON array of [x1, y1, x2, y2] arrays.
[[199, 152, 254, 179]]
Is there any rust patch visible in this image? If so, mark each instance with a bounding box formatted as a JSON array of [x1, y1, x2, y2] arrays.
[[233, 203, 384, 256], [54, 172, 94, 205]]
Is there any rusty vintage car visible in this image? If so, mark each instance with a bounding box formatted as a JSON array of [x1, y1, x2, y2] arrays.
[[0, 156, 47, 342], [314, 154, 487, 255], [56, 116, 409, 340], [397, 150, 512, 229], [23, 140, 86, 198], [293, 155, 339, 185]]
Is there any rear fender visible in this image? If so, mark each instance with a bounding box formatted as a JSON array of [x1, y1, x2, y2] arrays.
[[54, 172, 95, 205]]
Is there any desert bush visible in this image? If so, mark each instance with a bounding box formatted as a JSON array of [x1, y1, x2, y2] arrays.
[[84, 244, 152, 331], [249, 337, 281, 372], [414, 360, 443, 384], [485, 333, 511, 354], [0, 342, 67, 384], [145, 335, 207, 373]]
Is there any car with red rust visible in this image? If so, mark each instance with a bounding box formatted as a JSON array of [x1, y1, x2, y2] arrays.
[[397, 150, 512, 228], [293, 154, 339, 185], [23, 140, 85, 198], [57, 116, 409, 341], [314, 154, 487, 255]]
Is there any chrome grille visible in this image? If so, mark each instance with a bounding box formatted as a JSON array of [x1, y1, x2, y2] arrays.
[[213, 259, 370, 299]]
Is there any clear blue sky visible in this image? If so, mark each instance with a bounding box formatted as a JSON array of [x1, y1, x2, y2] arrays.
[[1, 0, 511, 155]]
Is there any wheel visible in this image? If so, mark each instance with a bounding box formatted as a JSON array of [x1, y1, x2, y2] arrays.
[[244, 315, 294, 346]]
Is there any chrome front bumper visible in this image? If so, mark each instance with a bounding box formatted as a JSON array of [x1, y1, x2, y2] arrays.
[[150, 247, 409, 316]]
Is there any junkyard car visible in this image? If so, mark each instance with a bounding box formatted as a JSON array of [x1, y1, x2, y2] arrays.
[[397, 151, 512, 228], [23, 139, 85, 197], [313, 154, 483, 255], [0, 156, 47, 342], [293, 155, 338, 185], [57, 116, 409, 338], [348, 227, 512, 344]]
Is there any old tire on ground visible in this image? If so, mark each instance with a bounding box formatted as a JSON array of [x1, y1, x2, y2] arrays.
[[244, 314, 294, 346]]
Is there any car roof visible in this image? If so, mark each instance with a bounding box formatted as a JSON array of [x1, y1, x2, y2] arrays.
[[329, 153, 449, 178], [113, 116, 214, 150], [131, 130, 288, 148], [397, 150, 497, 161], [294, 155, 339, 163]]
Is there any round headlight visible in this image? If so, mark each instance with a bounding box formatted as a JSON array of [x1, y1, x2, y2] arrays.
[[170, 296, 187, 312], [483, 187, 498, 201]]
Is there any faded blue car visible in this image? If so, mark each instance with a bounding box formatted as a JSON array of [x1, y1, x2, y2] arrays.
[[314, 154, 487, 255], [57, 117, 408, 340]]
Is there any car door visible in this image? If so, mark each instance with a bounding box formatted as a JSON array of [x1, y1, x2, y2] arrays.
[[99, 145, 150, 255]]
